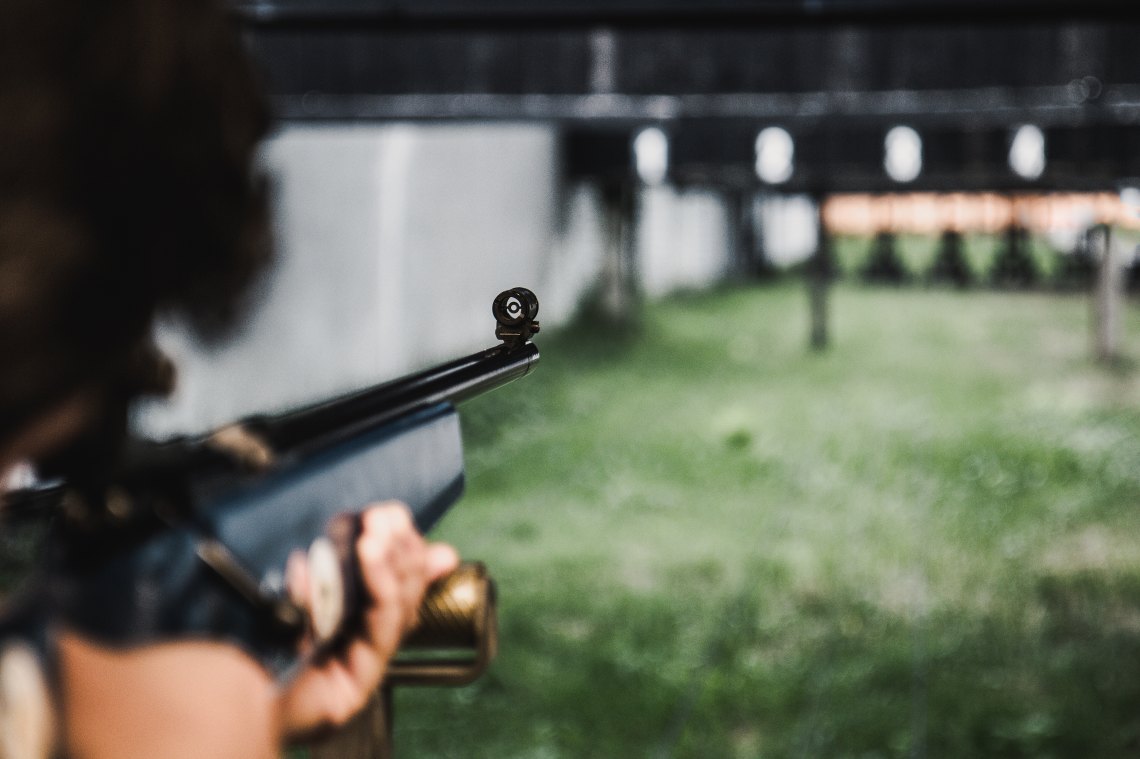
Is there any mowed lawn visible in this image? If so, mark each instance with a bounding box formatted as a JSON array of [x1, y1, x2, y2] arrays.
[[394, 282, 1140, 759]]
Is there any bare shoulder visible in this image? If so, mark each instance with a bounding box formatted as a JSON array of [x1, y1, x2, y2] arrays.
[[58, 634, 278, 759]]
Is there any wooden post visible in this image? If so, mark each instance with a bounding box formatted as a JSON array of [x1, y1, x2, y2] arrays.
[[1092, 224, 1124, 363], [807, 198, 832, 351], [724, 187, 757, 280], [309, 687, 393, 759], [599, 181, 638, 323]]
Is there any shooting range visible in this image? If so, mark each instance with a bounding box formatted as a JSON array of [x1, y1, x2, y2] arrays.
[[40, 0, 1140, 756]]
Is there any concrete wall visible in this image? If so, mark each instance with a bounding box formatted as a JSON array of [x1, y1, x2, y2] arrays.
[[758, 194, 819, 267], [135, 124, 743, 438], [639, 187, 735, 297]]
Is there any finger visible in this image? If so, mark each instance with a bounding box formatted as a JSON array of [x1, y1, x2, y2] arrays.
[[360, 501, 414, 537], [357, 548, 409, 654], [279, 654, 369, 736], [284, 549, 310, 610], [356, 523, 426, 602], [359, 506, 426, 565], [425, 542, 460, 582], [358, 507, 418, 571]]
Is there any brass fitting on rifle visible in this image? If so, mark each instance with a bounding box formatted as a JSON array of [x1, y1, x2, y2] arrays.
[[386, 562, 497, 687]]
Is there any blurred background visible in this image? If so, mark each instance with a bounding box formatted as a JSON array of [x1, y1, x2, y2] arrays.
[[148, 1, 1140, 756]]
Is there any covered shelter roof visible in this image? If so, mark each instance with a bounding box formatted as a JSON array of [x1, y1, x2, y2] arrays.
[[234, 1, 1140, 191]]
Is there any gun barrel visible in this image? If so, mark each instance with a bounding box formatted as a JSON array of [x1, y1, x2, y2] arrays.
[[252, 342, 539, 455]]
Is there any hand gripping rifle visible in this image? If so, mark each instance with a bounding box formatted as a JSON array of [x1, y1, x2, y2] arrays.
[[0, 287, 541, 759]]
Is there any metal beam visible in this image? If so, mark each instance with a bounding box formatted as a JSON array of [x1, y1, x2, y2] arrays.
[[246, 22, 1140, 126], [236, 6, 1140, 190], [232, 0, 1134, 27], [273, 85, 1140, 126]]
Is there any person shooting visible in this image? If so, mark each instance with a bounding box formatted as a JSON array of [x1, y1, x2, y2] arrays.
[[0, 1, 461, 756]]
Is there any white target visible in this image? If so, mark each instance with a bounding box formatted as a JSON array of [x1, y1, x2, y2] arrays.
[[884, 126, 923, 183], [755, 127, 795, 185]]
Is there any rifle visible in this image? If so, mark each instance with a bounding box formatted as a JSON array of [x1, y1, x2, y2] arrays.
[[0, 287, 541, 759]]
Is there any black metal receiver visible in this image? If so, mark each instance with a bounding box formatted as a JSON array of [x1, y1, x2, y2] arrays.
[[0, 288, 540, 754]]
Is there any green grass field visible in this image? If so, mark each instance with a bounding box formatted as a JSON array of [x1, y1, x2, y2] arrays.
[[394, 282, 1140, 758]]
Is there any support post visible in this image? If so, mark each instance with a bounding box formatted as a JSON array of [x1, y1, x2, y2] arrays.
[[600, 180, 639, 323], [1091, 224, 1124, 363], [724, 187, 758, 280], [807, 197, 832, 351]]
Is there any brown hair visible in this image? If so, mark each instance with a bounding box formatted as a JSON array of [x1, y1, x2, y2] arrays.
[[0, 0, 271, 441]]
